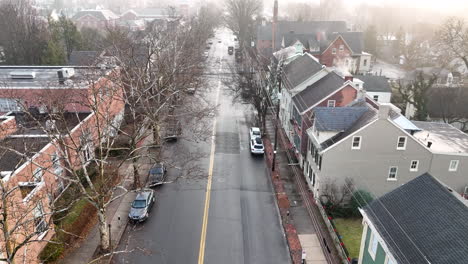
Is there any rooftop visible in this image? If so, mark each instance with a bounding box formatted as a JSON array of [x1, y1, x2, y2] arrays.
[[282, 53, 324, 91], [72, 9, 119, 21], [362, 173, 468, 264], [412, 121, 468, 154], [354, 75, 392, 93], [314, 107, 368, 131], [0, 66, 109, 89], [8, 112, 90, 135], [0, 137, 50, 172]]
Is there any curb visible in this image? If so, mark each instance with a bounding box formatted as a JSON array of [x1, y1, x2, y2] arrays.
[[263, 137, 303, 264]]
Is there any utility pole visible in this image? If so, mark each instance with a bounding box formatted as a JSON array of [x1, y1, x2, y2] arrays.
[[272, 67, 282, 171]]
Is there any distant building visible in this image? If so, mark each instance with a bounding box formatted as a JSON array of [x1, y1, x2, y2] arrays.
[[358, 173, 468, 264], [353, 75, 392, 103], [72, 9, 119, 30]]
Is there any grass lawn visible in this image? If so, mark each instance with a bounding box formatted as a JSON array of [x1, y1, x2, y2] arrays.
[[333, 218, 364, 259]]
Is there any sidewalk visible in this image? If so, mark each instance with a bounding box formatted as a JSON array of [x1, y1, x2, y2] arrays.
[[263, 114, 341, 264], [61, 137, 154, 264]]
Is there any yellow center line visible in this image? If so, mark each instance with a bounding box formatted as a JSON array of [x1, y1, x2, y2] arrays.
[[198, 58, 222, 264]]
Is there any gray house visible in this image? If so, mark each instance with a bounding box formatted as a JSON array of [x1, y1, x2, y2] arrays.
[[353, 75, 392, 103], [358, 173, 468, 264], [305, 101, 468, 198]]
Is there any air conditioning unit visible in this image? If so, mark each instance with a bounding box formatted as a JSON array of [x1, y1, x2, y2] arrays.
[[10, 71, 36, 79], [61, 68, 75, 78]]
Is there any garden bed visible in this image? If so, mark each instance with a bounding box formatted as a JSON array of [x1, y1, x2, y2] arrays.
[[333, 218, 363, 259]]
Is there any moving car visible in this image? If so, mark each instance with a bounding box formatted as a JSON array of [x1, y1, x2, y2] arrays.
[[128, 189, 155, 222], [228, 46, 234, 55], [249, 127, 261, 140], [250, 137, 264, 155], [147, 163, 167, 187]]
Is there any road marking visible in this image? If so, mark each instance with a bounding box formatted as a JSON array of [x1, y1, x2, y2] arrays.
[[198, 57, 222, 264]]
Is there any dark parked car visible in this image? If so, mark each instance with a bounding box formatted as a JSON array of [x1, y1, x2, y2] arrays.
[[148, 163, 166, 187], [128, 189, 155, 222]]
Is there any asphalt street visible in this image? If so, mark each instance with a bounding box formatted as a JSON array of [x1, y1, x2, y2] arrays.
[[114, 28, 290, 264]]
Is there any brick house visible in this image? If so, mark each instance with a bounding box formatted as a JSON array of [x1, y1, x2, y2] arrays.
[[0, 66, 125, 263], [72, 9, 119, 31]]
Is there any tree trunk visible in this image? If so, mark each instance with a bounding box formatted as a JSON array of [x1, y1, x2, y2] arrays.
[[98, 211, 110, 253], [133, 159, 140, 189]]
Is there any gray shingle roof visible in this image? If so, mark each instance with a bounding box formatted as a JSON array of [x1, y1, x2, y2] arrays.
[[426, 87, 468, 118], [292, 71, 345, 113], [363, 173, 468, 264], [314, 107, 368, 131], [354, 75, 391, 93], [324, 32, 364, 54], [68, 51, 99, 66], [282, 54, 324, 91]]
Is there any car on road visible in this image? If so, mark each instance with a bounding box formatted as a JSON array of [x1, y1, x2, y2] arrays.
[[128, 189, 155, 222], [249, 127, 261, 140], [250, 137, 264, 155], [208, 41, 213, 44], [147, 163, 167, 187], [228, 46, 234, 55], [218, 40, 222, 43], [205, 45, 210, 50]]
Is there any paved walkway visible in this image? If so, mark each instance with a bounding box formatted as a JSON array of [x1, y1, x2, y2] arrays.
[[61, 137, 154, 264], [264, 113, 341, 264]]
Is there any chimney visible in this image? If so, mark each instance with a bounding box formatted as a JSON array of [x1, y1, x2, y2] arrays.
[[378, 105, 390, 119], [272, 0, 278, 51], [344, 76, 353, 82], [356, 89, 366, 101], [427, 141, 432, 148], [316, 31, 322, 42]]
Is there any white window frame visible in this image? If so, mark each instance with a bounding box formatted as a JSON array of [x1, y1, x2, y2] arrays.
[[327, 100, 336, 107], [373, 95, 379, 102], [368, 230, 378, 260], [33, 202, 47, 235], [388, 166, 398, 181], [33, 168, 43, 183], [339, 44, 344, 52], [396, 136, 407, 150], [363, 59, 368, 67], [410, 160, 419, 172], [449, 160, 459, 172], [332, 48, 336, 54], [352, 136, 361, 150]]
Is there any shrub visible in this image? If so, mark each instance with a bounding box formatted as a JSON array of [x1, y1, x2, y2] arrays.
[[349, 190, 373, 217]]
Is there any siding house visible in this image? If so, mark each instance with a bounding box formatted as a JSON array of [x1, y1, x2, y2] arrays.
[[353, 75, 392, 103], [358, 174, 468, 264], [305, 101, 468, 198]]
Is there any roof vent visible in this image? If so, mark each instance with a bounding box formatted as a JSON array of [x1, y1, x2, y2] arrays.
[[427, 141, 432, 148], [10, 71, 36, 79]]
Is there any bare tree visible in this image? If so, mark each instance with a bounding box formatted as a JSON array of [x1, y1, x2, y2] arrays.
[[438, 17, 468, 69], [224, 0, 263, 47], [320, 178, 355, 206], [397, 71, 437, 121]]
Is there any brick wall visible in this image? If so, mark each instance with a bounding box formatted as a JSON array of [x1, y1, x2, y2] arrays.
[[0, 116, 17, 139], [319, 37, 353, 68]]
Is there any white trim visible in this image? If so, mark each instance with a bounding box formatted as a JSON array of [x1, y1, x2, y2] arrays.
[[449, 160, 459, 172], [396, 136, 407, 150], [22, 181, 45, 203], [352, 136, 362, 150], [322, 35, 355, 55], [321, 118, 379, 154], [368, 230, 378, 260], [387, 166, 398, 180], [410, 160, 419, 172], [357, 222, 368, 264]]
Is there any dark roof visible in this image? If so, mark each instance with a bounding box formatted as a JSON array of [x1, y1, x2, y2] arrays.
[[426, 87, 468, 118], [363, 173, 468, 264], [257, 21, 347, 41], [282, 33, 318, 50], [0, 137, 50, 171], [314, 107, 368, 131], [292, 71, 345, 113], [282, 54, 324, 91], [354, 75, 391, 93], [318, 32, 364, 55], [68, 51, 100, 66]]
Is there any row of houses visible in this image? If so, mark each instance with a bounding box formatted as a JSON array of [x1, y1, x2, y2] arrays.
[[0, 66, 125, 263], [272, 49, 468, 201]]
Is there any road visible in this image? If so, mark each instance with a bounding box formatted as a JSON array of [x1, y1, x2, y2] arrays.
[[114, 28, 290, 264]]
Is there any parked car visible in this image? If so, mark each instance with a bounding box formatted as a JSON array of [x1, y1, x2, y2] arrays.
[[228, 46, 234, 55], [249, 127, 261, 140], [218, 40, 222, 43], [147, 163, 167, 187], [250, 137, 264, 155], [205, 45, 210, 50], [163, 119, 182, 141], [128, 189, 155, 222]]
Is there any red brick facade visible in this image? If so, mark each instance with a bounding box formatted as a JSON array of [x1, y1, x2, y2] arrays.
[[319, 36, 353, 68]]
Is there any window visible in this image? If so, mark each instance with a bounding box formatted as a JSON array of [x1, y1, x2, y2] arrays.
[[332, 48, 336, 54], [368, 231, 379, 259], [388, 166, 398, 180], [449, 160, 459, 171], [363, 59, 368, 67], [33, 202, 47, 234], [373, 95, 379, 102], [52, 153, 63, 177], [339, 45, 344, 52], [0, 98, 21, 112], [33, 168, 43, 183], [410, 160, 419, 172], [397, 136, 407, 150], [352, 136, 361, 149], [327, 100, 336, 107]]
